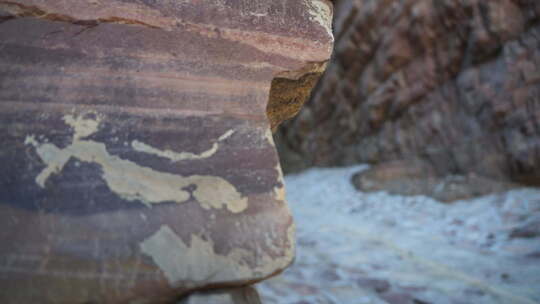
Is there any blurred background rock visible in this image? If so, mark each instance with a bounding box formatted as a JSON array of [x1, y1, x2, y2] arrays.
[[275, 0, 540, 189], [265, 2, 540, 302]]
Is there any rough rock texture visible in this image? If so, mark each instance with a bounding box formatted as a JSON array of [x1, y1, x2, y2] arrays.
[[0, 1, 333, 303], [267, 62, 328, 132], [276, 0, 540, 184]]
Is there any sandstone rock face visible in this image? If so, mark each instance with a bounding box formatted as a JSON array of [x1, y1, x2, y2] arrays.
[[0, 1, 333, 303], [276, 0, 540, 184]]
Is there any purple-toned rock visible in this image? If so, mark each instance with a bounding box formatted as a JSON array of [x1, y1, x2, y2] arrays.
[[0, 0, 333, 303]]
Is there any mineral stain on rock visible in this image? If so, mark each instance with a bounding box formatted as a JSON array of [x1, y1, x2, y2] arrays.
[[140, 224, 296, 287], [140, 225, 253, 286], [131, 130, 235, 162], [25, 113, 247, 213]]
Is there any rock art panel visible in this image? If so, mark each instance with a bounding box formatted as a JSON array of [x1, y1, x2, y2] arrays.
[[25, 113, 246, 212], [0, 0, 333, 303]]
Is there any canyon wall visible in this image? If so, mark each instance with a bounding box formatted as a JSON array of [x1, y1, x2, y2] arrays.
[[277, 0, 540, 184]]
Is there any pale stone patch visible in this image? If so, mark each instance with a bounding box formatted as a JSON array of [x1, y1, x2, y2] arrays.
[[273, 163, 286, 202], [139, 224, 295, 286], [25, 113, 247, 213], [263, 128, 286, 201], [139, 225, 252, 285], [62, 112, 102, 140], [131, 130, 234, 162], [305, 0, 334, 40]]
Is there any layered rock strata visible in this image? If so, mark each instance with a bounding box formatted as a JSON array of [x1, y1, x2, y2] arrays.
[[0, 1, 333, 303]]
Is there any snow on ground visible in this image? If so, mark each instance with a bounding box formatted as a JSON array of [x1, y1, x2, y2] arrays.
[[258, 165, 540, 304]]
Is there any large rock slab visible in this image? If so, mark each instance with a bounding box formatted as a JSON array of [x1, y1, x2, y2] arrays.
[[276, 0, 540, 184], [0, 1, 333, 303], [351, 160, 519, 203]]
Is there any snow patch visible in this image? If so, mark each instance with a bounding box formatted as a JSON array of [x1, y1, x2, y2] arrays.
[[259, 166, 540, 304]]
